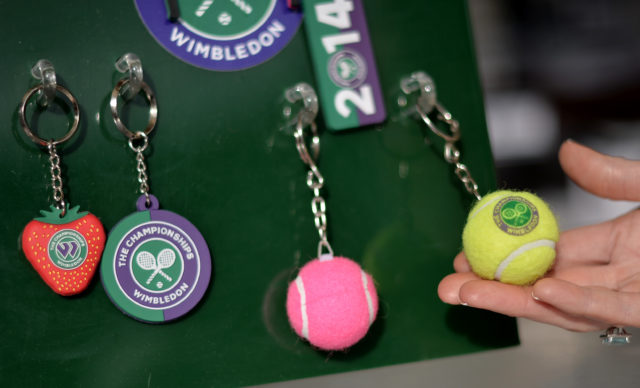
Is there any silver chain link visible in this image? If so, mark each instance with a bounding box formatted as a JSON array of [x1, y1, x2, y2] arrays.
[[310, 179, 327, 239], [419, 104, 482, 201], [128, 132, 151, 204], [47, 142, 66, 214], [295, 121, 334, 259], [444, 141, 482, 201]]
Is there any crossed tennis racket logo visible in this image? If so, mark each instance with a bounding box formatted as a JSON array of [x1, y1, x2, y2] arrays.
[[135, 249, 176, 286], [501, 202, 530, 226]]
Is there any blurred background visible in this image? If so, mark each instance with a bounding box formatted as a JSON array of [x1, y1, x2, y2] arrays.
[[471, 0, 640, 230], [259, 1, 640, 386]]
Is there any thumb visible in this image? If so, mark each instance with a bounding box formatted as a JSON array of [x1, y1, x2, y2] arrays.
[[559, 139, 640, 201]]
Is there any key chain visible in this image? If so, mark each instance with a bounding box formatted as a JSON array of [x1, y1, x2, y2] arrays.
[[400, 71, 559, 286], [100, 54, 212, 323], [283, 83, 378, 351], [400, 71, 630, 344], [18, 60, 106, 296]]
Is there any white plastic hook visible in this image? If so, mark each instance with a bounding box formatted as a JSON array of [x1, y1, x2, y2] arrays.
[[284, 82, 318, 128], [30, 59, 57, 108], [399, 71, 437, 114], [115, 53, 143, 100]]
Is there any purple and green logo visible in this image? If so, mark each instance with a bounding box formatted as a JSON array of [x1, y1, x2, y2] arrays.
[[328, 49, 367, 88], [135, 0, 303, 71], [493, 196, 539, 236], [101, 195, 212, 323], [48, 229, 88, 270]]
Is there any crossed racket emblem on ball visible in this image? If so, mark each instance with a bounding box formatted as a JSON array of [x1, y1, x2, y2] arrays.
[[501, 202, 530, 226], [135, 249, 176, 286]]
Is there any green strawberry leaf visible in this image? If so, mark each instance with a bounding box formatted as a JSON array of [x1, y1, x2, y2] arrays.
[[34, 204, 88, 224]]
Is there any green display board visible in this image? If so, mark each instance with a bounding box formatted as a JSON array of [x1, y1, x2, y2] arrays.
[[0, 1, 518, 387]]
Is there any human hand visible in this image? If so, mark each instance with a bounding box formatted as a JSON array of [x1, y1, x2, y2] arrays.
[[438, 139, 640, 331]]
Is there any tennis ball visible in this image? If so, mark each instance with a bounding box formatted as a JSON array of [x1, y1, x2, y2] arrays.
[[286, 255, 378, 351], [462, 190, 559, 285]]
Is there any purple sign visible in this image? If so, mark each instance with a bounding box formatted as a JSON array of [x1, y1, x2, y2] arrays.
[[135, 0, 303, 71], [302, 0, 387, 130]]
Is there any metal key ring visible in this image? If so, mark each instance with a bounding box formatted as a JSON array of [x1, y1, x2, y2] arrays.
[[294, 115, 320, 165], [110, 78, 158, 140], [417, 103, 460, 143], [18, 84, 80, 147]]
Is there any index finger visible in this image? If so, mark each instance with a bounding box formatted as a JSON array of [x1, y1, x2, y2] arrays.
[[559, 140, 640, 201]]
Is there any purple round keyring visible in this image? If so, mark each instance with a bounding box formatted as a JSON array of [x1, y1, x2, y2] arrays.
[[134, 0, 302, 72], [101, 195, 212, 323]]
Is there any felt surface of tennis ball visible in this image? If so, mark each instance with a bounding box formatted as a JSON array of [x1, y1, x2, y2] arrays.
[[286, 256, 378, 351], [462, 190, 559, 285]]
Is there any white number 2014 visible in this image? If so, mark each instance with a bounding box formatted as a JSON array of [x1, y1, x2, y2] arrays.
[[315, 0, 377, 119], [315, 0, 354, 29], [335, 85, 375, 118]]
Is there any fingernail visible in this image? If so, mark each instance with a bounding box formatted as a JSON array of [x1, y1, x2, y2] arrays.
[[460, 302, 469, 306], [531, 291, 541, 301]]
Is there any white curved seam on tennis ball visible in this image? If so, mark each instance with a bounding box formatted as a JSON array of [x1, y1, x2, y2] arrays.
[[469, 193, 509, 220], [494, 239, 556, 280], [295, 276, 309, 339], [361, 270, 374, 324]]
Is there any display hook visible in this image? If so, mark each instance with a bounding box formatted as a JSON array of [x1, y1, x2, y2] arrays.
[[115, 52, 144, 101], [284, 82, 320, 163], [30, 59, 57, 108]]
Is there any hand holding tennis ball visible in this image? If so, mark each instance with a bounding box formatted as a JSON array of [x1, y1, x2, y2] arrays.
[[439, 140, 640, 331], [463, 190, 558, 285]]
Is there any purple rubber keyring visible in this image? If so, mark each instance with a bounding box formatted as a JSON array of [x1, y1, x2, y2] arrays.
[[101, 195, 212, 323]]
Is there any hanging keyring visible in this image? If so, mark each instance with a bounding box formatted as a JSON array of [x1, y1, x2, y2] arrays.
[[400, 71, 481, 200], [101, 54, 212, 324], [401, 71, 461, 144], [286, 82, 333, 258], [294, 115, 320, 167], [416, 103, 461, 144], [17, 61, 107, 297], [18, 84, 80, 147], [18, 63, 81, 216], [109, 78, 158, 140]]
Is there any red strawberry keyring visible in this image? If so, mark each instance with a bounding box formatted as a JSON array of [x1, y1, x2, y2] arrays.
[[17, 60, 105, 296]]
